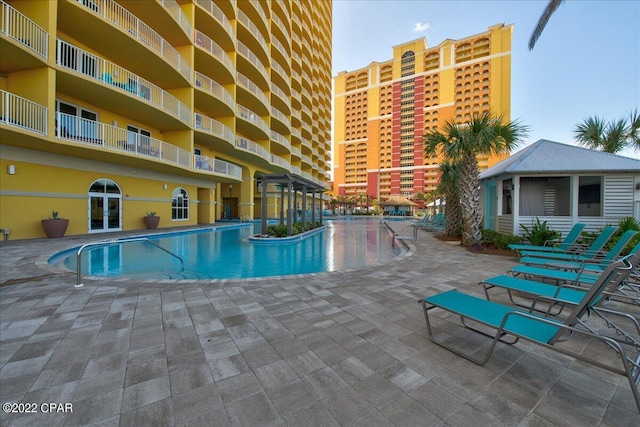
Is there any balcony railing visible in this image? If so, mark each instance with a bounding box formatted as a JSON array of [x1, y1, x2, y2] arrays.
[[194, 154, 242, 179], [235, 136, 270, 163], [270, 154, 291, 170], [249, 0, 268, 28], [271, 36, 290, 66], [56, 112, 191, 167], [0, 90, 47, 135], [57, 39, 191, 125], [194, 113, 234, 145], [194, 71, 234, 110], [195, 0, 234, 38], [270, 13, 290, 47], [237, 73, 269, 109], [270, 130, 291, 150], [270, 106, 290, 128], [290, 145, 301, 157], [1, 0, 48, 58], [237, 105, 269, 135], [271, 83, 291, 110], [194, 30, 234, 75], [75, 0, 191, 82], [237, 41, 267, 79], [237, 9, 267, 50], [158, 0, 191, 37]]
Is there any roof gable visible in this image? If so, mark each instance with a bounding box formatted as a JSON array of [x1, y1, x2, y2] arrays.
[[479, 139, 640, 179]]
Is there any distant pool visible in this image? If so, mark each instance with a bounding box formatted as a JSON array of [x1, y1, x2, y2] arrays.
[[50, 218, 406, 280]]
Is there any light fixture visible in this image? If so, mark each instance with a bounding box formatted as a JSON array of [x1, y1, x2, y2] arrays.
[[7, 164, 15, 175], [163, 184, 168, 190], [229, 184, 233, 197]]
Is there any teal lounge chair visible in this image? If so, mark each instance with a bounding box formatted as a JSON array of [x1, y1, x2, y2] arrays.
[[520, 229, 638, 270], [508, 223, 586, 254], [419, 258, 640, 413], [480, 253, 640, 345], [519, 225, 619, 264]]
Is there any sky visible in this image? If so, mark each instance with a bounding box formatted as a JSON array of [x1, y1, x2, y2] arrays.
[[331, 0, 640, 160]]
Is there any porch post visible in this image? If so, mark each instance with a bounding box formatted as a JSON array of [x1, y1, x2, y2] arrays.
[[301, 187, 308, 230], [260, 179, 268, 234], [279, 185, 285, 225], [287, 182, 294, 236]]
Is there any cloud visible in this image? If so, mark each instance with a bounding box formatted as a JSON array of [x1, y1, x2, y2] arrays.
[[412, 22, 430, 33]]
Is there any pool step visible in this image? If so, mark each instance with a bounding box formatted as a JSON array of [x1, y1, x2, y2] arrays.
[[165, 270, 213, 280]]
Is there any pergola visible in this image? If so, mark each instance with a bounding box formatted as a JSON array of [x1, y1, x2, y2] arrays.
[[256, 173, 326, 236]]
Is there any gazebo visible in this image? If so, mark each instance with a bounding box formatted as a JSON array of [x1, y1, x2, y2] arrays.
[[380, 195, 418, 216], [256, 173, 326, 236]]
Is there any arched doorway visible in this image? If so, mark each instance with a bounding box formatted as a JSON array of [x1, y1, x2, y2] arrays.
[[88, 178, 122, 233]]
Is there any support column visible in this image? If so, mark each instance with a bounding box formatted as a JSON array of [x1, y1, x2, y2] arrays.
[[302, 187, 308, 230], [311, 190, 316, 225], [293, 190, 298, 224], [287, 182, 294, 236], [279, 185, 285, 225], [260, 179, 268, 234]]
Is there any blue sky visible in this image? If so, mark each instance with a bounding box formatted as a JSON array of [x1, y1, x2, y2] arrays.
[[332, 0, 640, 159]]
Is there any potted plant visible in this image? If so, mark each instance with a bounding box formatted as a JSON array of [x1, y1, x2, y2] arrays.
[[41, 211, 69, 238], [143, 211, 160, 229]]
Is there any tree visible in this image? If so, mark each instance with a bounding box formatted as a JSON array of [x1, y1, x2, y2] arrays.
[[424, 111, 529, 247], [528, 0, 566, 50], [573, 109, 640, 153], [437, 162, 462, 238]]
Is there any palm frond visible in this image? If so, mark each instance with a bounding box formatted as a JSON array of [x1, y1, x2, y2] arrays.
[[528, 0, 566, 50]]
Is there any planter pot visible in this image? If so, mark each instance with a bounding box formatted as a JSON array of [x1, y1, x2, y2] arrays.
[[41, 218, 69, 238], [144, 216, 160, 229]]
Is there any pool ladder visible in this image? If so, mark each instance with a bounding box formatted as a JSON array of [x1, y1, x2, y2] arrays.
[[75, 237, 184, 287]]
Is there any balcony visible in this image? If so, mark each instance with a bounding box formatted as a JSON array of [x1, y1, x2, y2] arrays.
[[194, 30, 235, 84], [194, 71, 235, 114], [236, 9, 268, 65], [0, 90, 47, 135], [65, 0, 191, 84], [237, 41, 269, 89], [270, 154, 291, 171], [56, 112, 191, 168], [237, 104, 269, 140], [236, 73, 269, 114], [122, 0, 192, 46], [0, 0, 48, 72], [235, 136, 270, 164], [271, 130, 291, 152], [270, 106, 290, 133], [270, 82, 291, 115], [194, 154, 242, 180], [194, 113, 234, 147], [57, 39, 191, 127], [194, 0, 234, 49]]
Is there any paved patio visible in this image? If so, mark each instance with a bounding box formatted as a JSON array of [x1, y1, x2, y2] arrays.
[[0, 223, 638, 426]]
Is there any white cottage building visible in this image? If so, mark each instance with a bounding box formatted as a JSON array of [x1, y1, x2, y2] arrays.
[[479, 139, 640, 237]]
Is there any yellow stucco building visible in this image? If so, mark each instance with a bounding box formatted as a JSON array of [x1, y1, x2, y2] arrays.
[[332, 23, 513, 204], [0, 0, 332, 240]]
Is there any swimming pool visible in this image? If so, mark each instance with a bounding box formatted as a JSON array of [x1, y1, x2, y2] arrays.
[[51, 218, 406, 280]]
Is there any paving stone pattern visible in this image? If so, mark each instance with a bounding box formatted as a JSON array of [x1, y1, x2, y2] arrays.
[[1, 225, 638, 426]]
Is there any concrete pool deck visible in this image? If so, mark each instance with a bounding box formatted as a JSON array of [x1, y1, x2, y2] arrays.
[[0, 222, 638, 426]]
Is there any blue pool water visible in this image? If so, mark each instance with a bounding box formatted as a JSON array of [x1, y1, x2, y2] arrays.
[[52, 218, 405, 280]]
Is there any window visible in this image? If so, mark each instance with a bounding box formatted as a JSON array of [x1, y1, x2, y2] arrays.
[[578, 176, 602, 216], [502, 179, 512, 214], [519, 177, 570, 216], [56, 101, 99, 142], [172, 188, 189, 220], [127, 125, 152, 154]]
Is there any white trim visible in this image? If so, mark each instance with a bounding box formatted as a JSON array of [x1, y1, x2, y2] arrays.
[[423, 102, 454, 111]]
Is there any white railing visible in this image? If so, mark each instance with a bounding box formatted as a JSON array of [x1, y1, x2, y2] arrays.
[[75, 0, 191, 82], [194, 30, 234, 75], [237, 105, 269, 135], [237, 73, 269, 108], [159, 0, 191, 36], [194, 154, 242, 179], [194, 113, 234, 145], [249, 0, 268, 28], [302, 104, 312, 119], [291, 166, 302, 175], [235, 136, 270, 163], [301, 137, 312, 149], [290, 145, 301, 157], [270, 154, 291, 170], [271, 36, 290, 66], [292, 70, 301, 83], [237, 9, 267, 50], [270, 106, 290, 128], [0, 0, 48, 58], [271, 130, 291, 150], [270, 13, 291, 46], [271, 83, 291, 110], [56, 112, 191, 167], [237, 41, 267, 79], [57, 39, 191, 125], [275, 0, 291, 22], [291, 127, 301, 139], [271, 58, 288, 80], [0, 90, 47, 135], [194, 71, 234, 110], [194, 0, 233, 39]]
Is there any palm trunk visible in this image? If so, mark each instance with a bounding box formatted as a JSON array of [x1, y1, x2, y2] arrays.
[[444, 189, 462, 237], [458, 154, 483, 247]]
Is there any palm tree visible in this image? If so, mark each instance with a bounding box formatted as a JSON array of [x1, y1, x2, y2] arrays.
[[573, 109, 640, 153], [437, 162, 462, 238], [528, 0, 566, 50], [424, 112, 529, 247]]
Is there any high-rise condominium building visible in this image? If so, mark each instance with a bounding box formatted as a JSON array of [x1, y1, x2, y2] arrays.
[[0, 0, 332, 240], [332, 23, 512, 203]]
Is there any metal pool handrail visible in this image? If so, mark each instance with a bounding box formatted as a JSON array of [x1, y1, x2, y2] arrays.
[[75, 237, 184, 287]]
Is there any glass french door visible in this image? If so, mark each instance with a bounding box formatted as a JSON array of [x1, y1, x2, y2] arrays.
[[89, 179, 122, 233]]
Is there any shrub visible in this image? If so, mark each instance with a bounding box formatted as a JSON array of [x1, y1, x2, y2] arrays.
[[482, 229, 523, 250], [519, 218, 561, 247]]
